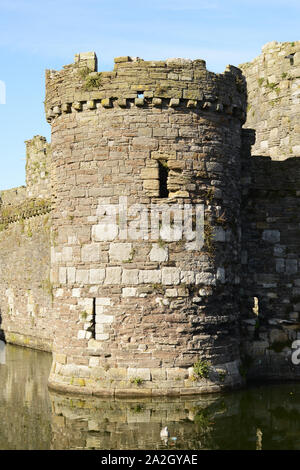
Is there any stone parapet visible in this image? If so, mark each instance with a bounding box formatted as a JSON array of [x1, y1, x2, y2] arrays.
[[240, 41, 300, 159], [45, 53, 247, 124]]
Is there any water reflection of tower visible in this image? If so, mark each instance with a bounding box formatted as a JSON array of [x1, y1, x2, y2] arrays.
[[48, 392, 220, 450]]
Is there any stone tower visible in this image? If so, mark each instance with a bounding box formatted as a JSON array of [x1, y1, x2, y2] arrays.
[[240, 40, 300, 160], [45, 52, 247, 396]]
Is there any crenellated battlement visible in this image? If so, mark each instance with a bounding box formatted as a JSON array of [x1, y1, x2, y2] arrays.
[[240, 41, 300, 159], [45, 52, 247, 124], [0, 135, 52, 231]]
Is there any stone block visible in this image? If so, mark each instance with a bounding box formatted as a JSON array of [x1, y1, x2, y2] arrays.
[[72, 101, 82, 111], [90, 268, 105, 284], [151, 368, 167, 381], [161, 267, 180, 285], [122, 269, 139, 285], [101, 98, 112, 108], [276, 259, 285, 273], [72, 288, 81, 297], [92, 223, 118, 242], [77, 330, 86, 339], [95, 323, 104, 333], [195, 272, 216, 285], [180, 271, 195, 284], [217, 267, 225, 283], [153, 98, 162, 106], [132, 137, 158, 150], [95, 333, 109, 341], [122, 287, 137, 297], [127, 368, 151, 381], [62, 247, 73, 262], [81, 243, 100, 262], [214, 227, 226, 242], [286, 259, 298, 275], [76, 270, 90, 284], [165, 288, 178, 297], [169, 98, 180, 107], [66, 267, 75, 284], [139, 269, 161, 284], [143, 179, 160, 190], [166, 368, 188, 380], [135, 97, 144, 107], [87, 100, 96, 109], [114, 56, 131, 63], [59, 267, 67, 284], [79, 297, 93, 314], [151, 151, 176, 160], [104, 267, 122, 284], [149, 244, 168, 262], [262, 230, 280, 243], [118, 98, 127, 108], [141, 168, 159, 179], [96, 314, 114, 324], [109, 243, 132, 262], [96, 297, 111, 306]]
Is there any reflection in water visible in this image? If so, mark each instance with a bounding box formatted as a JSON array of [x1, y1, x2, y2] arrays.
[[49, 386, 300, 450], [1, 343, 300, 449], [0, 343, 52, 449], [49, 392, 219, 450], [0, 341, 5, 365]]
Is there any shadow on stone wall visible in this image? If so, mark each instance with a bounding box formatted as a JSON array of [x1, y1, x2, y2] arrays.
[[241, 153, 300, 322], [240, 143, 300, 382]]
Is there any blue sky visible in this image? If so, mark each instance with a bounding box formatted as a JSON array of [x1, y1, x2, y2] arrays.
[[0, 0, 299, 190]]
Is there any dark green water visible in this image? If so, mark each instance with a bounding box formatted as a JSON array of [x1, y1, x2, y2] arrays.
[[1, 340, 300, 450]]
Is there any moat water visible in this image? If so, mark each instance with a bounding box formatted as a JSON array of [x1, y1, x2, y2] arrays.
[[1, 340, 300, 450]]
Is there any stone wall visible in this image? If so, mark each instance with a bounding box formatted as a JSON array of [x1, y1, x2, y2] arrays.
[[0, 212, 53, 350], [241, 129, 300, 380], [0, 137, 53, 350], [240, 41, 300, 159], [0, 186, 27, 207]]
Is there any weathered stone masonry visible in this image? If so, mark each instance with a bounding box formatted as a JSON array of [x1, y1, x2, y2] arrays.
[[240, 41, 300, 159], [0, 40, 300, 396], [0, 136, 53, 350]]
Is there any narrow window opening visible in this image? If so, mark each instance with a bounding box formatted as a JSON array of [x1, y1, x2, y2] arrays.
[[137, 93, 144, 99], [158, 161, 169, 198], [92, 298, 96, 339], [285, 53, 295, 66], [253, 296, 260, 339], [253, 296, 259, 316]]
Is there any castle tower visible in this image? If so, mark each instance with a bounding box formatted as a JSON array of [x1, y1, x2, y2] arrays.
[[46, 52, 247, 396], [240, 41, 300, 160]]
